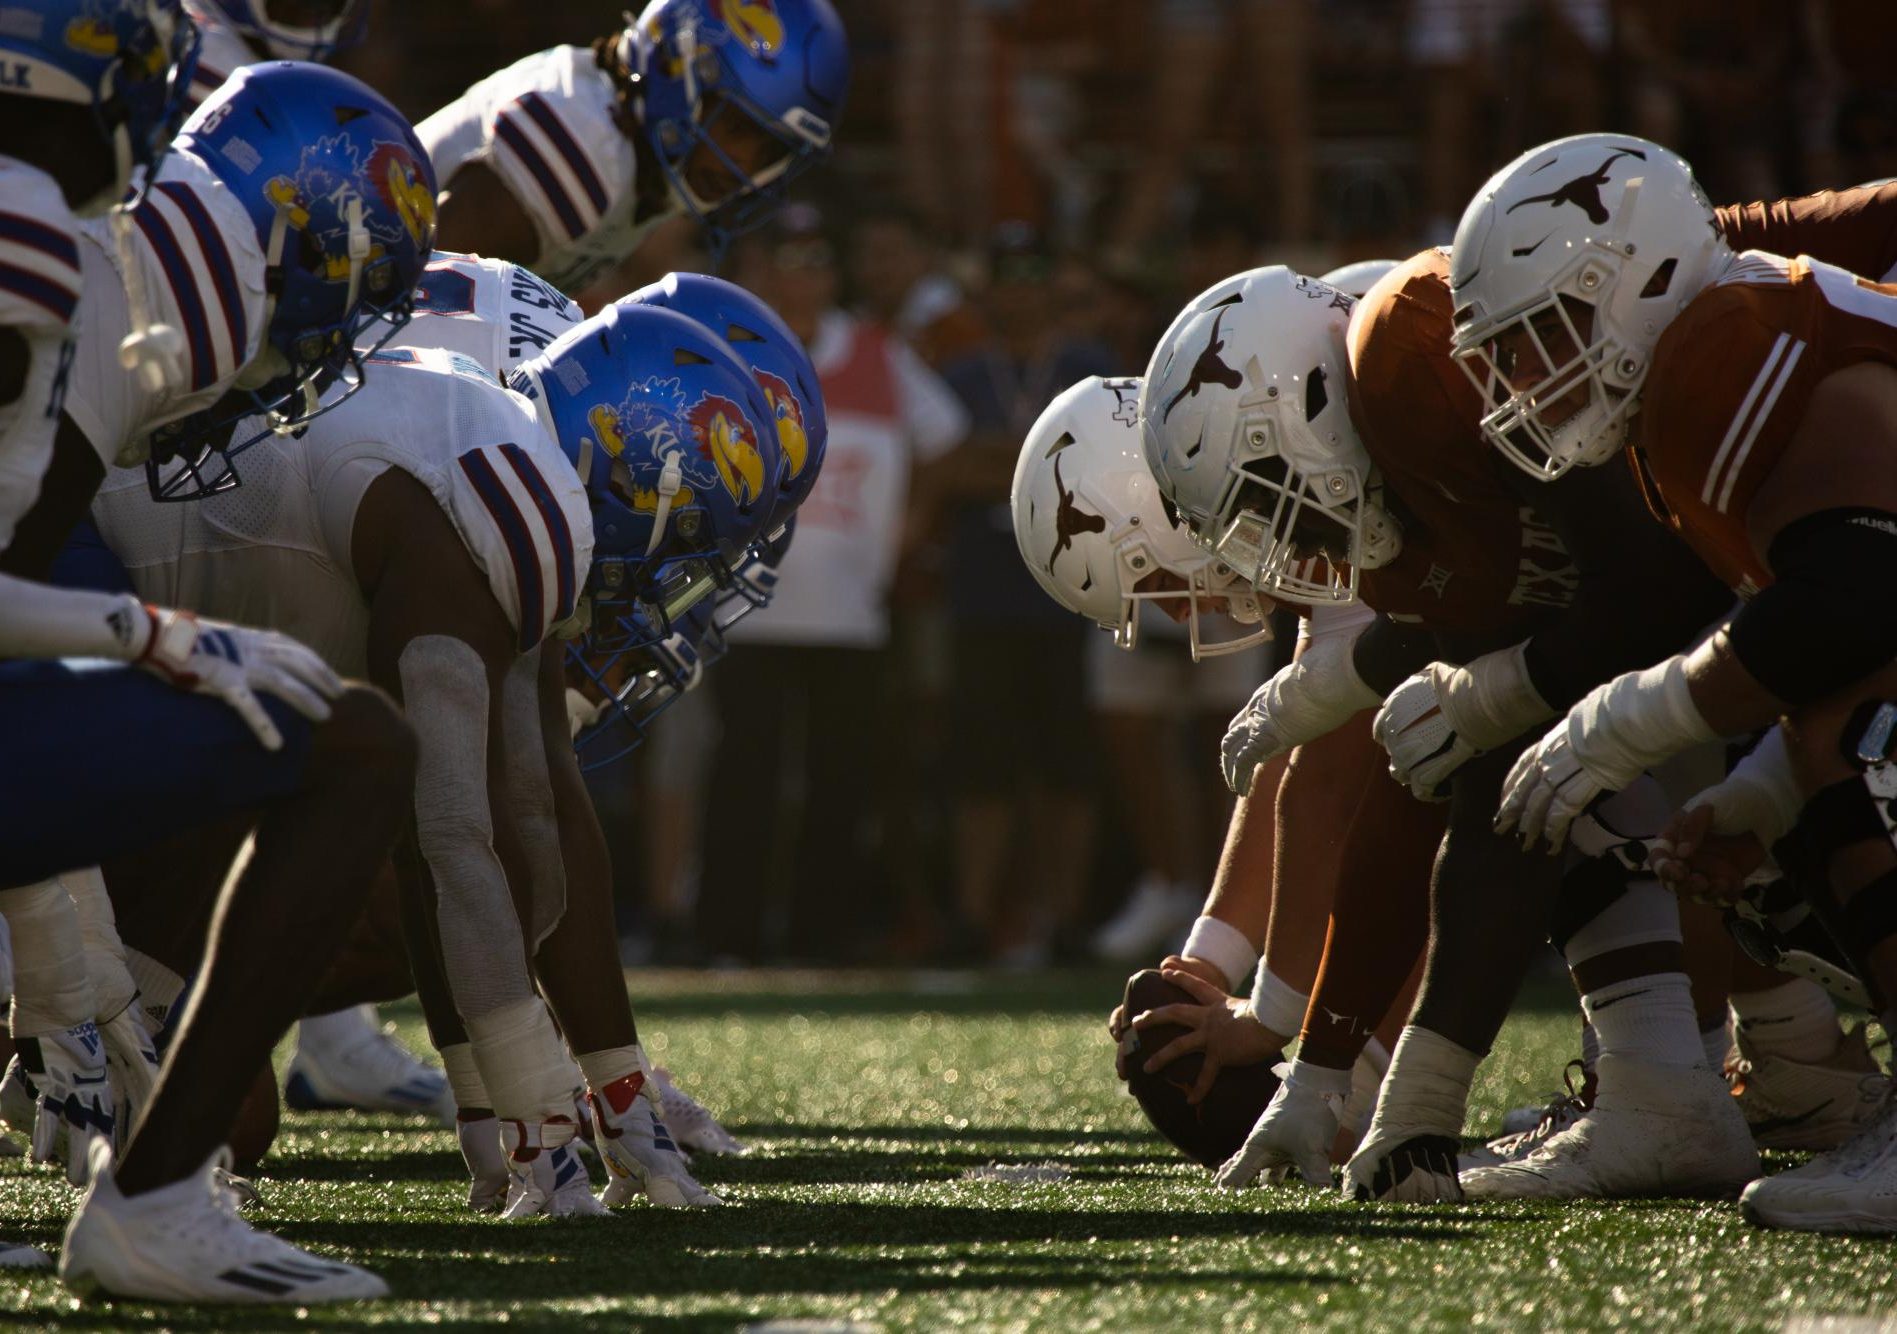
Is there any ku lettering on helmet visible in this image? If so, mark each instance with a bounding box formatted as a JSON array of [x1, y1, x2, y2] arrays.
[[1505, 147, 1648, 226], [265, 135, 435, 279], [1162, 302, 1243, 421], [588, 377, 697, 513], [755, 368, 809, 480], [708, 0, 786, 58], [689, 393, 766, 505]]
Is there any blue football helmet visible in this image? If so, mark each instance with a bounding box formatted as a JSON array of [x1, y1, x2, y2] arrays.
[[568, 595, 724, 771], [197, 0, 370, 61], [623, 272, 825, 533], [709, 512, 793, 631], [616, 0, 849, 256], [0, 0, 202, 212], [145, 59, 434, 498]]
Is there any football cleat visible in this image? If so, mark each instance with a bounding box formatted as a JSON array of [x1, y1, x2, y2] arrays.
[[1091, 877, 1200, 963], [1740, 1084, 1897, 1233], [215, 1166, 262, 1213], [284, 1006, 455, 1125], [0, 1241, 50, 1269], [590, 1073, 723, 1208], [456, 1114, 509, 1214], [1459, 1056, 1758, 1200], [61, 1142, 388, 1304], [652, 1068, 747, 1156], [1460, 1060, 1593, 1172], [1728, 1021, 1890, 1152], [1495, 1058, 1596, 1137], [499, 1118, 604, 1220]]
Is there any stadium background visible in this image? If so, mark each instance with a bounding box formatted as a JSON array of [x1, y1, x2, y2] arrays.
[[347, 0, 1897, 969]]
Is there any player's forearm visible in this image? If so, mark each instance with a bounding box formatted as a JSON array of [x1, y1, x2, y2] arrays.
[[0, 572, 149, 662], [1198, 751, 1288, 941]]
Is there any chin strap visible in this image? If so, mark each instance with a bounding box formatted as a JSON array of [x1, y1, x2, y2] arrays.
[[112, 207, 185, 398], [644, 450, 684, 557]]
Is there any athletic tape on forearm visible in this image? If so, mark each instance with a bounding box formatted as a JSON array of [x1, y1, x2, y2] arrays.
[[1262, 628, 1383, 747], [1440, 642, 1556, 750], [464, 996, 576, 1121], [0, 575, 146, 662], [1182, 916, 1258, 992], [1693, 727, 1804, 848], [500, 654, 567, 950], [1248, 967, 1310, 1039], [576, 1044, 648, 1096], [0, 880, 97, 1036], [1570, 656, 1719, 788], [400, 636, 537, 1022], [60, 867, 136, 1023]]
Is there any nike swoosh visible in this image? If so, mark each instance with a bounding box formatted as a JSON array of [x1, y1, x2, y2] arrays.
[[1587, 989, 1651, 1011]]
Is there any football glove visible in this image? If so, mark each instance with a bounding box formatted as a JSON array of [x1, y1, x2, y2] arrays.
[[98, 1005, 159, 1151], [456, 1114, 510, 1214], [1221, 630, 1381, 795], [590, 1072, 723, 1207], [1374, 647, 1553, 802], [1215, 1059, 1351, 1189], [14, 1022, 113, 1185], [133, 605, 343, 752], [499, 1116, 604, 1218]]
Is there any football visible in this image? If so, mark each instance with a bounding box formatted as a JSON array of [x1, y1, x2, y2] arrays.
[[1119, 969, 1282, 1168]]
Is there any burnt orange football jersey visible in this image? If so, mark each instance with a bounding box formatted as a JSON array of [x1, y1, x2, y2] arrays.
[[1636, 253, 1897, 594], [1348, 248, 1577, 633], [1715, 181, 1897, 284]]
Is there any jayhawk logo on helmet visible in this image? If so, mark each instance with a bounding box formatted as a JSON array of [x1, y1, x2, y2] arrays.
[[367, 142, 437, 248], [708, 0, 785, 58], [754, 369, 809, 481], [689, 393, 766, 505], [266, 136, 435, 281]]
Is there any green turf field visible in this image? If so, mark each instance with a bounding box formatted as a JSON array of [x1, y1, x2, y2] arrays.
[[2, 968, 1888, 1331]]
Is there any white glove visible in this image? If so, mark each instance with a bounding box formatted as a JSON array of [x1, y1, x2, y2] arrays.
[[133, 606, 342, 751], [1220, 629, 1381, 794], [589, 1071, 723, 1207], [1374, 645, 1553, 801], [1215, 1059, 1351, 1189], [98, 1006, 159, 1151], [14, 1022, 113, 1184], [1497, 656, 1716, 852]]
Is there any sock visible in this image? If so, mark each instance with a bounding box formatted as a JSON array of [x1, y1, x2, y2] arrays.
[[1730, 978, 1840, 1062], [1364, 1026, 1480, 1140], [1579, 1018, 1600, 1073], [1700, 1014, 1732, 1071], [1579, 972, 1703, 1067], [297, 1004, 377, 1057]]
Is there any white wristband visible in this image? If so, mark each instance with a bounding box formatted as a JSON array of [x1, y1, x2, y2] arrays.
[[1247, 966, 1310, 1038], [1181, 916, 1258, 992]]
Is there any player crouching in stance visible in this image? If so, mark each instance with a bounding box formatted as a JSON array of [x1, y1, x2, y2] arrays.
[[1451, 133, 1897, 1229], [1, 19, 429, 1301]]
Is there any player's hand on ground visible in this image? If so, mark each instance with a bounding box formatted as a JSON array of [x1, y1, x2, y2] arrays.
[[1650, 803, 1769, 906], [97, 1006, 159, 1151], [1129, 969, 1279, 1105], [13, 1022, 112, 1184], [134, 605, 343, 751], [1215, 1062, 1345, 1189]]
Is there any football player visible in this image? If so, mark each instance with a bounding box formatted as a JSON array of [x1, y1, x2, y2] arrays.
[[1450, 134, 1897, 1230], [181, 0, 369, 108], [92, 300, 781, 1219], [1144, 262, 1758, 1203], [420, 0, 850, 291], [2, 38, 434, 1301]]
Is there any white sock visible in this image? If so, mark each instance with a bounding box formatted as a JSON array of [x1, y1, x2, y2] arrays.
[[297, 1004, 377, 1056], [1700, 1014, 1731, 1070], [1579, 972, 1703, 1068], [1731, 978, 1840, 1062], [1365, 1026, 1480, 1140], [1579, 1017, 1599, 1073]]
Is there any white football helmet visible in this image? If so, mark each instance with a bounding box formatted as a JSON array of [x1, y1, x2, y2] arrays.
[[1138, 266, 1399, 605], [1012, 377, 1271, 660], [1320, 259, 1401, 298], [1448, 133, 1732, 479], [201, 0, 369, 61]]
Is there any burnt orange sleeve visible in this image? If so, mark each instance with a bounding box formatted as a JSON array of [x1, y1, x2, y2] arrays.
[[1716, 182, 1897, 282]]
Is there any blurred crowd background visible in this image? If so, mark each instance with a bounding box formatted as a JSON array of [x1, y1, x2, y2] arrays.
[[341, 0, 1897, 968]]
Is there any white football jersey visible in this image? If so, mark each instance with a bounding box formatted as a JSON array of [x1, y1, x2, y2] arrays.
[[0, 158, 82, 550], [371, 250, 582, 380], [419, 46, 673, 295], [181, 1, 259, 108], [91, 347, 593, 673], [62, 147, 267, 468]]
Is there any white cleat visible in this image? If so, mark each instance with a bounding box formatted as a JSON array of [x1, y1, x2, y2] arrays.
[[0, 1241, 50, 1269], [1741, 1084, 1897, 1233], [652, 1068, 746, 1156], [1728, 1022, 1890, 1152], [1460, 1063, 1592, 1172], [1090, 876, 1199, 963], [590, 1073, 723, 1208], [284, 1006, 454, 1125], [61, 1142, 388, 1304], [1459, 1056, 1759, 1200], [456, 1115, 510, 1214]]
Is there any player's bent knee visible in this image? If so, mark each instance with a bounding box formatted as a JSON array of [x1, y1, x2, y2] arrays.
[[306, 684, 418, 793]]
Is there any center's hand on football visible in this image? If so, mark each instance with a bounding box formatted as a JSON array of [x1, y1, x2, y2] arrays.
[[1109, 955, 1227, 1078], [1650, 802, 1770, 906], [1129, 968, 1281, 1105]]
